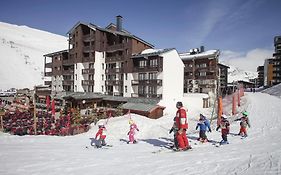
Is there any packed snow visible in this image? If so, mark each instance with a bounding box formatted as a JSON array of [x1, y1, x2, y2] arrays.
[[1, 91, 281, 175], [0, 22, 68, 91]]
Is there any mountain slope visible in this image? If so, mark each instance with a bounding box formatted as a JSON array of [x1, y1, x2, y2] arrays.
[[0, 22, 68, 90]]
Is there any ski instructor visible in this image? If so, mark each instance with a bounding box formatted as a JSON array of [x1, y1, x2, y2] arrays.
[[175, 101, 191, 150]]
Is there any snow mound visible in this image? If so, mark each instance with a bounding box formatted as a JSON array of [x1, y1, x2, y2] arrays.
[[262, 83, 281, 98]]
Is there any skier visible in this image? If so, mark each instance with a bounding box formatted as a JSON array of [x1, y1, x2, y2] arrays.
[[175, 101, 191, 151], [235, 111, 250, 137], [127, 119, 139, 144], [195, 114, 211, 143], [169, 117, 178, 149], [95, 123, 107, 148], [216, 114, 230, 145]]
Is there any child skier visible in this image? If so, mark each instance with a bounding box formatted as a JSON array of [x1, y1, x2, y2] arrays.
[[216, 114, 230, 145], [95, 123, 107, 148], [127, 119, 139, 144], [169, 117, 179, 149], [235, 111, 250, 137], [195, 114, 211, 143]]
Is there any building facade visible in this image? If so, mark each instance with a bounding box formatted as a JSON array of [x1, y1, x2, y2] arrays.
[[179, 48, 226, 95], [263, 58, 274, 87], [272, 36, 281, 85], [257, 66, 264, 87]]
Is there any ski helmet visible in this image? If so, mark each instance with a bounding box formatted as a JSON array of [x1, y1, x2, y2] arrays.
[[242, 111, 248, 116], [176, 101, 183, 108], [129, 119, 134, 125], [98, 122, 104, 127], [221, 114, 227, 119]]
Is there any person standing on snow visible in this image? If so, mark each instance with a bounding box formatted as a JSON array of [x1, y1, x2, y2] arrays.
[[235, 111, 250, 137], [169, 117, 179, 149], [216, 114, 230, 145], [175, 102, 191, 150], [95, 123, 107, 148], [127, 119, 139, 144], [196, 114, 211, 143]]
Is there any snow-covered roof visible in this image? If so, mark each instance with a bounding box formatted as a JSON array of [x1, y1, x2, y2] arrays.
[[179, 50, 220, 60], [131, 48, 175, 59], [121, 102, 165, 112]]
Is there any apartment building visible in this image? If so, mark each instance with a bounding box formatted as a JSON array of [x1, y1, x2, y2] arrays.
[[263, 58, 274, 87], [272, 36, 281, 85], [179, 47, 226, 95], [44, 16, 154, 95], [257, 66, 264, 87]]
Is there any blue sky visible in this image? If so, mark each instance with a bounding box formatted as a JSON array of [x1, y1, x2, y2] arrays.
[[1, 0, 280, 55]]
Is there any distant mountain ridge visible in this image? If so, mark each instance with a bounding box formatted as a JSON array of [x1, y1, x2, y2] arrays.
[[0, 22, 68, 91]]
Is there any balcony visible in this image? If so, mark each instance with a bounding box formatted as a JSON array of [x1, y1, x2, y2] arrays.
[[82, 80, 95, 86], [44, 81, 51, 86], [105, 80, 123, 86], [105, 55, 123, 62], [82, 56, 94, 63], [184, 67, 193, 71], [113, 92, 123, 96], [45, 62, 52, 68], [63, 80, 74, 86], [131, 79, 162, 86], [133, 66, 163, 73], [105, 68, 123, 74], [62, 69, 74, 75], [106, 43, 124, 52], [131, 93, 162, 99], [83, 46, 95, 53], [83, 34, 95, 42], [82, 68, 95, 74], [62, 59, 74, 65], [45, 72, 52, 77]]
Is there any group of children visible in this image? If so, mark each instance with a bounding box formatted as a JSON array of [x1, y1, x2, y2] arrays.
[[94, 101, 251, 150], [94, 119, 139, 148]]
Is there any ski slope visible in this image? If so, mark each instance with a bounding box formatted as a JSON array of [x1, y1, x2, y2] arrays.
[[1, 92, 281, 175]]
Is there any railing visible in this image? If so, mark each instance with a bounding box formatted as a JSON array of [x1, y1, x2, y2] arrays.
[[62, 59, 74, 65], [82, 80, 95, 86], [105, 68, 123, 74], [105, 55, 123, 62], [133, 66, 163, 73], [83, 46, 95, 52], [131, 79, 162, 86], [44, 81, 51, 86], [106, 43, 124, 52], [82, 68, 95, 74], [105, 80, 123, 86], [63, 69, 74, 75], [113, 92, 123, 96], [45, 72, 52, 76], [63, 80, 74, 86], [83, 34, 95, 41], [45, 62, 52, 68], [131, 93, 162, 99]]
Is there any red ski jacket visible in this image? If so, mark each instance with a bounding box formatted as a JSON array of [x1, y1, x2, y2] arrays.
[[95, 127, 106, 139], [176, 107, 188, 129]]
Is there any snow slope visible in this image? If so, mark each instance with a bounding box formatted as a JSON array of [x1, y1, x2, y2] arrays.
[[0, 22, 68, 90], [262, 83, 281, 98], [1, 91, 281, 175]]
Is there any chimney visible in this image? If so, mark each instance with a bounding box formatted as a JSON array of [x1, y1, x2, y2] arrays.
[[200, 46, 205, 53], [116, 15, 123, 32]]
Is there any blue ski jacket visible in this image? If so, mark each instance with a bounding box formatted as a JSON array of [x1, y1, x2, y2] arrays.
[[196, 119, 211, 132]]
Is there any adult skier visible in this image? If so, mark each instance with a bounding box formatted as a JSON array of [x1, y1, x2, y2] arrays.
[[216, 114, 230, 145], [127, 119, 139, 144], [95, 123, 107, 148], [175, 102, 191, 150], [235, 111, 250, 137], [195, 114, 211, 142]]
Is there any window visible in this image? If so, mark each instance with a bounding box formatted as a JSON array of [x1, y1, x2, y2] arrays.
[[102, 74, 104, 81], [149, 73, 157, 80], [139, 60, 147, 68], [189, 64, 193, 67], [89, 63, 94, 69], [139, 86, 146, 94], [102, 63, 105, 70], [148, 86, 156, 94], [199, 72, 206, 76], [125, 73, 128, 80], [126, 49, 129, 55], [102, 86, 104, 92], [201, 63, 207, 67], [75, 85, 77, 91], [125, 86, 128, 93], [75, 74, 77, 80], [139, 73, 146, 80], [149, 59, 158, 67]]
